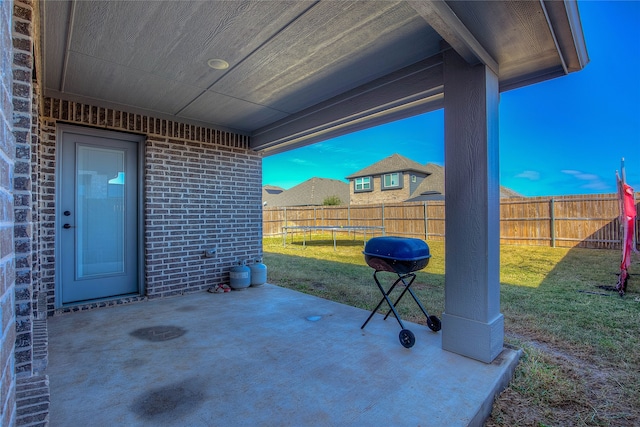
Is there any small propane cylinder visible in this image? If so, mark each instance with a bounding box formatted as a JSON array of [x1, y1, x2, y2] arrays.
[[229, 260, 251, 290], [249, 258, 267, 287]]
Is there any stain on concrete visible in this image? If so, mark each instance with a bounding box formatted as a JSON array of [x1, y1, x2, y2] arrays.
[[122, 357, 147, 370], [130, 377, 207, 421], [70, 319, 92, 330], [175, 304, 200, 312], [130, 325, 186, 342]]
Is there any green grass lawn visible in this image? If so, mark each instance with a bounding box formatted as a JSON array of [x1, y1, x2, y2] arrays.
[[263, 234, 640, 426]]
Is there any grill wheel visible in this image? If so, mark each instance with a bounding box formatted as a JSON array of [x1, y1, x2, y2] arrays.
[[427, 315, 442, 332], [399, 329, 416, 348]]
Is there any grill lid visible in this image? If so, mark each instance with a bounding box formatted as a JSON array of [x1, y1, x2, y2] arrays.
[[363, 237, 430, 261]]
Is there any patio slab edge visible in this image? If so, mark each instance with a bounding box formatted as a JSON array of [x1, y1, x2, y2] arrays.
[[468, 346, 523, 427]]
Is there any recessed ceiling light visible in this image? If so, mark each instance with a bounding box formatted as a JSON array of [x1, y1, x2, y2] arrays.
[[207, 59, 229, 70]]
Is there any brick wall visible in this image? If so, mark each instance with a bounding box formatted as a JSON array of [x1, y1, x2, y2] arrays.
[[13, 0, 35, 377], [1, 0, 16, 424], [36, 114, 54, 317], [40, 98, 263, 311], [30, 74, 41, 321], [145, 136, 262, 297], [349, 173, 412, 205]]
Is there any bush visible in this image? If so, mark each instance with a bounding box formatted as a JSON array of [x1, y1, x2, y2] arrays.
[[323, 195, 342, 205]]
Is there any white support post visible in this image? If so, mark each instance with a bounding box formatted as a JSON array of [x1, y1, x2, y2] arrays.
[[441, 49, 503, 363]]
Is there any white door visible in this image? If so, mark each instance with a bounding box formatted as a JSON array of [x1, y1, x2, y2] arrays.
[[59, 128, 140, 304]]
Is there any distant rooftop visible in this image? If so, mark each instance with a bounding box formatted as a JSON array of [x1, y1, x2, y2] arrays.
[[262, 178, 349, 207]]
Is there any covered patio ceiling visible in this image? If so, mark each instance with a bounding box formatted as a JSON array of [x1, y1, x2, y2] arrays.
[[41, 0, 588, 155]]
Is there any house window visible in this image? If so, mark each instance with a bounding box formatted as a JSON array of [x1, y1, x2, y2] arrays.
[[355, 177, 371, 192], [383, 173, 401, 189], [411, 175, 417, 183]]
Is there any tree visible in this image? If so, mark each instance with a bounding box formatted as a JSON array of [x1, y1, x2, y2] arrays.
[[323, 195, 341, 206]]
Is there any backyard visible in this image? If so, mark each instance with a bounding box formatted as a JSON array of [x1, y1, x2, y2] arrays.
[[263, 235, 640, 426]]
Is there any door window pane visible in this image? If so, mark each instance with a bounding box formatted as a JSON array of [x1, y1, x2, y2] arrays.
[[76, 146, 126, 277]]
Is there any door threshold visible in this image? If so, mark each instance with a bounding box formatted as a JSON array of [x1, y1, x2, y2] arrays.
[[57, 294, 147, 315]]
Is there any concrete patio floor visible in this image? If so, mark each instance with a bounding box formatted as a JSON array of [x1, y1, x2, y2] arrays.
[[46, 284, 521, 426]]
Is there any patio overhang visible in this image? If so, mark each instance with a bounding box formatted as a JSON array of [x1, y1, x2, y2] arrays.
[[40, 0, 588, 155], [38, 0, 589, 364]]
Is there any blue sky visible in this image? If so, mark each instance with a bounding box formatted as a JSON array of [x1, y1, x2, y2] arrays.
[[263, 1, 640, 197]]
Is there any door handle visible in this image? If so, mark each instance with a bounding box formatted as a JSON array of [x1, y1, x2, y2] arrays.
[[63, 224, 74, 229]]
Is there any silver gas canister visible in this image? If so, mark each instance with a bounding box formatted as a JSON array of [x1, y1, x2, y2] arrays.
[[229, 260, 250, 290], [249, 258, 267, 287]]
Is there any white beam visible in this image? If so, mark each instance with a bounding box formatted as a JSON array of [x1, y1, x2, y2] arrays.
[[408, 0, 499, 75], [441, 49, 503, 363]]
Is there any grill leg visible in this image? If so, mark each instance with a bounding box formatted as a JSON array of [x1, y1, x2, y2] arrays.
[[405, 285, 441, 331], [383, 273, 416, 320], [405, 286, 430, 318], [382, 274, 441, 332], [361, 271, 407, 330]]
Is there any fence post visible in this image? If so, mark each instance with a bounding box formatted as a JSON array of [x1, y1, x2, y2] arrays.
[[550, 198, 556, 248], [282, 207, 287, 244], [348, 205, 351, 227], [381, 204, 385, 230], [424, 201, 428, 241]]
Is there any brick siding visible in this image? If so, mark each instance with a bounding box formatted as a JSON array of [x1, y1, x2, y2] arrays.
[[1, 0, 17, 424], [13, 0, 35, 378], [40, 98, 263, 309], [35, 116, 54, 319], [144, 136, 262, 298], [15, 374, 48, 426]]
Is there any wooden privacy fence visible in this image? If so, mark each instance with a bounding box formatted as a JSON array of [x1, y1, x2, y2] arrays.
[[263, 193, 640, 249]]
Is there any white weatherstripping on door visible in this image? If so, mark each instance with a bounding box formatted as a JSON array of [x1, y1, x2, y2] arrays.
[[56, 125, 144, 307]]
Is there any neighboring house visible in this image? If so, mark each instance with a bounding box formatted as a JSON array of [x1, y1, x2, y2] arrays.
[[346, 154, 435, 205], [346, 154, 520, 205], [263, 178, 349, 207]]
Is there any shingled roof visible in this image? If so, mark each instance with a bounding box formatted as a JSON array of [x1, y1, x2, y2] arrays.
[[262, 185, 284, 207], [345, 153, 431, 179], [405, 163, 446, 201], [263, 178, 349, 207], [405, 163, 521, 201]]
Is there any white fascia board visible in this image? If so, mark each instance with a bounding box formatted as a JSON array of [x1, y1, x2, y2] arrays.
[[543, 0, 590, 72]]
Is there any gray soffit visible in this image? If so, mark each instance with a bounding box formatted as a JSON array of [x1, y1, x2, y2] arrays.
[[41, 1, 588, 155]]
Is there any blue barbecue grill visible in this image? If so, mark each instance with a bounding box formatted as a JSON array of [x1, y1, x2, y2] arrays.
[[361, 236, 441, 348]]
